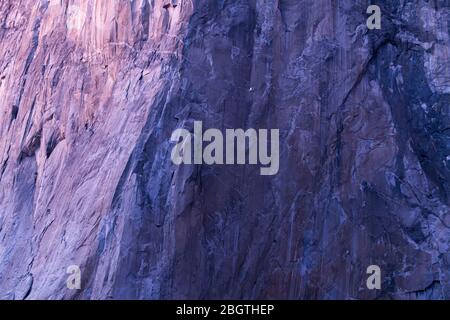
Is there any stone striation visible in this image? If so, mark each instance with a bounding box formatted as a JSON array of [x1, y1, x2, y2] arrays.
[[0, 0, 449, 299]]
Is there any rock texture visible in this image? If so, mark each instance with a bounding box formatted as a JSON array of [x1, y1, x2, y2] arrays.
[[0, 0, 449, 300]]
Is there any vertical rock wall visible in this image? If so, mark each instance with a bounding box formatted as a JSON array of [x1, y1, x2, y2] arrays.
[[0, 0, 449, 299]]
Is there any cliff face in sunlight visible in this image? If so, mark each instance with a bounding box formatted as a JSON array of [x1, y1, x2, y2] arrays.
[[0, 0, 449, 299]]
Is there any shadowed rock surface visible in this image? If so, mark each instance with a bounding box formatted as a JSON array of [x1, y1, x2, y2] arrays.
[[0, 0, 449, 299]]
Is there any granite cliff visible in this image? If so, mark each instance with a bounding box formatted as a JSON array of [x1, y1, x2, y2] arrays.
[[0, 0, 449, 299]]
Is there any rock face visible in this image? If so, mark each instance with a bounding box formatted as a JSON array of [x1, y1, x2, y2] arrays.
[[0, 0, 449, 300]]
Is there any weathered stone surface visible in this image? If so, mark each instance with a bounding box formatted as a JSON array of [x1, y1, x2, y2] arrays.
[[0, 0, 449, 299]]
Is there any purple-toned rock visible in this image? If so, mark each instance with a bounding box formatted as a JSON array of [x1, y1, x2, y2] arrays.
[[0, 0, 449, 299]]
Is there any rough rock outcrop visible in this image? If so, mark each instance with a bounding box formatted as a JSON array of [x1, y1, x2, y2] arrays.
[[0, 0, 449, 299]]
